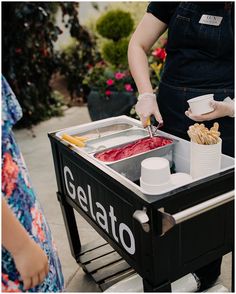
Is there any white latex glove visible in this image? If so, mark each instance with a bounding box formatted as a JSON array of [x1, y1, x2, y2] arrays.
[[135, 93, 163, 127], [185, 97, 235, 122]]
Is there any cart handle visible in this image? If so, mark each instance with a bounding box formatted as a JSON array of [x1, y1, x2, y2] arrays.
[[159, 190, 234, 235]]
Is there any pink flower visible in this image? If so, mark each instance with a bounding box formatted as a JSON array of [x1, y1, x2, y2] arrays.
[[152, 48, 167, 61], [2, 153, 19, 197], [115, 72, 125, 80], [161, 39, 168, 46], [31, 207, 46, 242], [106, 79, 114, 86], [105, 90, 111, 96], [2, 274, 21, 292], [96, 60, 106, 67], [124, 84, 133, 92]]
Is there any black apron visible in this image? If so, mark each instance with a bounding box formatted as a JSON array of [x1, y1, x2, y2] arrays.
[[158, 2, 234, 157]]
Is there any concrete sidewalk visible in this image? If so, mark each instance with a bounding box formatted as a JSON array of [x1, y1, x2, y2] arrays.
[[14, 106, 232, 292]]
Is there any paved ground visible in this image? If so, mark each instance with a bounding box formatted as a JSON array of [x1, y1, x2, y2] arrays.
[[14, 106, 232, 292]]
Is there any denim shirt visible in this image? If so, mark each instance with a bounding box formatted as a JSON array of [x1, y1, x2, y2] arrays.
[[162, 2, 234, 89]]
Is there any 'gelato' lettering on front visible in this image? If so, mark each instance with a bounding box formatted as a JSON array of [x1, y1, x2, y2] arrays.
[[64, 165, 135, 255]]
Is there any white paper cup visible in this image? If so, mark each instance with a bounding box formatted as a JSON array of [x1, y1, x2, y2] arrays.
[[190, 139, 222, 179], [141, 157, 171, 185], [187, 94, 214, 115], [170, 173, 193, 187], [140, 178, 173, 195]]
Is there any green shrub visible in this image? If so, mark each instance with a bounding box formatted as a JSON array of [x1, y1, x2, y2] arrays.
[[95, 9, 134, 68], [2, 2, 94, 127], [60, 36, 97, 100], [96, 10, 134, 42], [102, 38, 129, 67], [105, 2, 147, 26]]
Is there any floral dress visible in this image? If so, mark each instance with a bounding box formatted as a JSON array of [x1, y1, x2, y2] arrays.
[[1, 76, 64, 292]]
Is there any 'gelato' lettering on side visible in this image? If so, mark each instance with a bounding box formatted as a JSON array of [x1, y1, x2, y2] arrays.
[[64, 165, 135, 255]]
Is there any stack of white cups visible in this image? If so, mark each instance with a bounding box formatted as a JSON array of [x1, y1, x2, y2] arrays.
[[190, 139, 222, 179], [140, 157, 193, 194], [140, 157, 172, 194]]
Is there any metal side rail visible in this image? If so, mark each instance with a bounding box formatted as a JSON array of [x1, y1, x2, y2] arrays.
[[159, 190, 234, 235]]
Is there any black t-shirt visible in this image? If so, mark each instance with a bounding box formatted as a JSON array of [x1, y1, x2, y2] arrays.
[[147, 2, 234, 27]]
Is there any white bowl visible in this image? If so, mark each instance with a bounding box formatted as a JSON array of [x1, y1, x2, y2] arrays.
[[187, 94, 214, 115], [170, 173, 193, 187], [141, 157, 171, 185], [140, 177, 173, 195]]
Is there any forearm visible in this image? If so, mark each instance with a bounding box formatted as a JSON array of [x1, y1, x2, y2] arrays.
[[128, 42, 153, 94], [2, 198, 31, 254], [128, 13, 167, 95]]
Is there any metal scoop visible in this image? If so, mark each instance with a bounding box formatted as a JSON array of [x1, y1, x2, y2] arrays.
[[145, 117, 163, 138], [146, 117, 153, 138], [151, 122, 164, 136]]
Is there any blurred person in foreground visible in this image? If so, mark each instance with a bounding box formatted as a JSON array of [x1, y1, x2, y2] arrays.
[[2, 76, 64, 292]]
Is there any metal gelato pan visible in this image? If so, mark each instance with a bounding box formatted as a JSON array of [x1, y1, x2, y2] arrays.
[[85, 128, 148, 153], [94, 136, 176, 182], [55, 116, 147, 153]]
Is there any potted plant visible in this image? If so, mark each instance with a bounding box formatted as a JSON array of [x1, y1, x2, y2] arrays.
[[83, 61, 136, 121], [84, 9, 137, 121]]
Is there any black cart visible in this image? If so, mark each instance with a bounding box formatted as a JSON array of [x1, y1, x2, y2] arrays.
[[48, 116, 234, 292]]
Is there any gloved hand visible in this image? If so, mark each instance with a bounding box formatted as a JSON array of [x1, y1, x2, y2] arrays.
[[185, 97, 235, 122], [135, 93, 163, 127]]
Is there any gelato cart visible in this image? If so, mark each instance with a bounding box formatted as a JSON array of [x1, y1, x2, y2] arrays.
[[48, 116, 234, 292]]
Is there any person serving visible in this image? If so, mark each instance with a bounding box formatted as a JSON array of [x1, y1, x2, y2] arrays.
[[128, 1, 234, 291], [128, 2, 234, 157]]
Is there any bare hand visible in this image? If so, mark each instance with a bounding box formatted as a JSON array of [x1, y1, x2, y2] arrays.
[[12, 238, 49, 290], [185, 100, 234, 122]]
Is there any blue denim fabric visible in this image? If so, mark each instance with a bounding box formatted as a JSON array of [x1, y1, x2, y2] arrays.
[[163, 2, 234, 89], [158, 81, 234, 156]]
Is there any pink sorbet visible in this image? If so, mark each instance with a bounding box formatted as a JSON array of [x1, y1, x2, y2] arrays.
[[95, 136, 172, 162]]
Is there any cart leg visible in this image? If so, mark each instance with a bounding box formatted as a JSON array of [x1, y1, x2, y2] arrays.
[[58, 194, 81, 261], [232, 249, 234, 292], [143, 278, 171, 292]]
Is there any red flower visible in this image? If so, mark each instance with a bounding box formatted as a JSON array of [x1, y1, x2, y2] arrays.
[[15, 48, 22, 54], [97, 60, 106, 67], [115, 72, 125, 80], [106, 79, 114, 86], [105, 90, 111, 96], [124, 84, 133, 92], [152, 48, 167, 61], [2, 153, 19, 197], [41, 48, 49, 57], [87, 64, 93, 69]]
